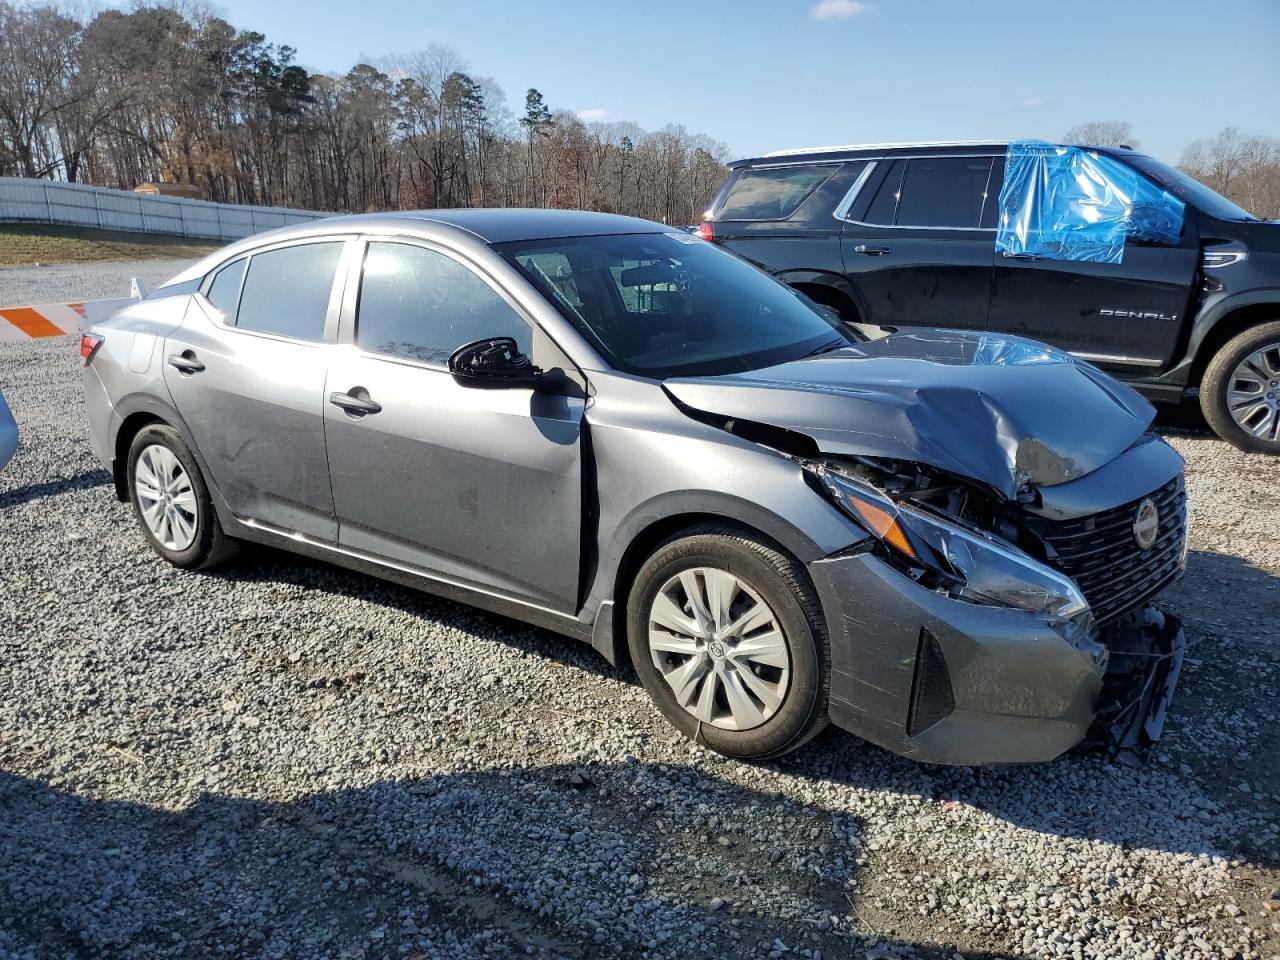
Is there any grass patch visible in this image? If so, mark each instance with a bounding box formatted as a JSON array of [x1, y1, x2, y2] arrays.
[[0, 223, 224, 266]]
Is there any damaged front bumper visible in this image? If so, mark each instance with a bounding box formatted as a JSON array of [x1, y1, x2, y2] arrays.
[[808, 550, 1185, 766], [1090, 606, 1186, 767]]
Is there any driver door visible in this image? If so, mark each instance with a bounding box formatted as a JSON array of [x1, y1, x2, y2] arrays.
[[323, 238, 585, 612]]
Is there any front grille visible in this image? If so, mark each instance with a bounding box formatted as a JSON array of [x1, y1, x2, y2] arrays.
[[1021, 477, 1187, 625]]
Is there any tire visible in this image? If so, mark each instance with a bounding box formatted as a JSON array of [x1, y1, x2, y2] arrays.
[[1200, 320, 1280, 454], [626, 524, 829, 760], [126, 424, 236, 569]]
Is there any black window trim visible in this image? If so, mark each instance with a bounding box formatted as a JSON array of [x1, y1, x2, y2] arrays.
[[195, 234, 357, 346], [833, 153, 1002, 233]]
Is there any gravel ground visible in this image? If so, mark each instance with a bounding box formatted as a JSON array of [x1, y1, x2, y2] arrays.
[[0, 322, 1278, 958], [0, 259, 195, 307]]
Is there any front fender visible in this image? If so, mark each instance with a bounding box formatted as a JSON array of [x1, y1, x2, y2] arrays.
[[1181, 286, 1280, 372]]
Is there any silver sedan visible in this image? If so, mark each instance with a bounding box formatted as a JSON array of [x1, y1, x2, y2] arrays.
[[82, 210, 1188, 764]]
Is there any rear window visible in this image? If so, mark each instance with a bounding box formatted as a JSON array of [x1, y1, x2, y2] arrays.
[[205, 259, 246, 320], [894, 157, 994, 228], [236, 242, 344, 341], [717, 163, 838, 220]]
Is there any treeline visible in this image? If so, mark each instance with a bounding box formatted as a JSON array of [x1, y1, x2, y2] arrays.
[[1065, 121, 1280, 220], [0, 3, 729, 223]]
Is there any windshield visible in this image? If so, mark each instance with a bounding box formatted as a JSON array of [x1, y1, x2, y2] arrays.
[[496, 232, 852, 377], [1125, 154, 1258, 222]]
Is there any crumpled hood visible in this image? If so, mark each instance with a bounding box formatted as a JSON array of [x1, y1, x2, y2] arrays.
[[664, 331, 1155, 500]]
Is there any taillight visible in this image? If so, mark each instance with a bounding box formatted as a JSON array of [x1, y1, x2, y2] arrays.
[[697, 221, 715, 242], [80, 333, 103, 365]]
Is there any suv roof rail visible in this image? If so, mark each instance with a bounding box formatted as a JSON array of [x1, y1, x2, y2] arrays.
[[762, 139, 1012, 158]]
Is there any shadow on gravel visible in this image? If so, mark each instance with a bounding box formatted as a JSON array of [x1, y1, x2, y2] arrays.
[[1152, 400, 1213, 436], [205, 546, 627, 685], [0, 467, 111, 509], [0, 765, 1025, 960], [196, 542, 1273, 876]]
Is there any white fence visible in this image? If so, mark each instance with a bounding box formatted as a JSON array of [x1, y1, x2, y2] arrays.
[[0, 177, 330, 241]]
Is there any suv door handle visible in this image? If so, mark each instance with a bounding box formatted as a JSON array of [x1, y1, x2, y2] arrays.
[[853, 244, 892, 255], [329, 391, 382, 416], [1001, 251, 1043, 261], [167, 352, 205, 374]]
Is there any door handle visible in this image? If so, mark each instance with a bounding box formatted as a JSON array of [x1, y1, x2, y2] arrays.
[[1001, 251, 1043, 261], [853, 244, 892, 255], [167, 352, 205, 374], [329, 391, 382, 416]]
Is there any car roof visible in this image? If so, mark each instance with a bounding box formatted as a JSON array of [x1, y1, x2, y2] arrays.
[[159, 209, 672, 289], [313, 208, 668, 244], [732, 140, 1135, 168]]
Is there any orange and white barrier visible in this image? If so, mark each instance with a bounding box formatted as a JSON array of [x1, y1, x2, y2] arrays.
[[0, 299, 133, 344], [0, 302, 86, 341]]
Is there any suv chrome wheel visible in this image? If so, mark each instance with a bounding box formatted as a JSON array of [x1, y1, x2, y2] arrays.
[[1226, 342, 1280, 441], [647, 566, 791, 731], [134, 443, 198, 551]]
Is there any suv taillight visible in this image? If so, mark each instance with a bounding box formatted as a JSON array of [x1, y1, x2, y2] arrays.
[[80, 333, 103, 365], [697, 221, 715, 242]]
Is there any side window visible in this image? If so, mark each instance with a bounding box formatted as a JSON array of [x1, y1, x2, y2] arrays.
[[894, 157, 994, 228], [980, 157, 1005, 229], [205, 258, 246, 320], [862, 160, 904, 225], [236, 242, 344, 341], [717, 163, 838, 220], [357, 241, 531, 365]]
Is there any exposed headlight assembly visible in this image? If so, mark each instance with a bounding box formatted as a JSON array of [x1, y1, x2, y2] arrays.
[[818, 469, 1089, 620]]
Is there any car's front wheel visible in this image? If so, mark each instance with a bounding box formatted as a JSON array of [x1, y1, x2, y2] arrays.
[[627, 525, 829, 759], [127, 424, 236, 569], [1201, 320, 1280, 454]]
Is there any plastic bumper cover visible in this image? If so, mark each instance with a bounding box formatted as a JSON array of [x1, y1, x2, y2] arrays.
[[809, 550, 1184, 766]]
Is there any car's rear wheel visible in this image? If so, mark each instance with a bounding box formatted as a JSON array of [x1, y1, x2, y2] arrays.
[[627, 525, 829, 759], [127, 424, 236, 569], [1201, 321, 1280, 454]]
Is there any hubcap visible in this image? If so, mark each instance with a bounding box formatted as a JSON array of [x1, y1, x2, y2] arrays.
[[134, 444, 198, 552], [1226, 342, 1280, 442], [647, 567, 790, 731]]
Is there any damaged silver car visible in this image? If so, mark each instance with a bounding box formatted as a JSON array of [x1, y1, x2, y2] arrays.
[[81, 210, 1188, 765]]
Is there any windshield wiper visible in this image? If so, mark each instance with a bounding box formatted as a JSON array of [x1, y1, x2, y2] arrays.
[[803, 338, 851, 358]]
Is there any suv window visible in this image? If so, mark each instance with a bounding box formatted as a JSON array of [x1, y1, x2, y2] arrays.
[[236, 242, 344, 340], [205, 258, 246, 320], [357, 241, 531, 365], [894, 157, 994, 228], [717, 163, 838, 220], [862, 160, 905, 225]]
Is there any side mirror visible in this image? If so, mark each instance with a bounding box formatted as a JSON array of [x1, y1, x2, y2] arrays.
[[448, 337, 544, 389]]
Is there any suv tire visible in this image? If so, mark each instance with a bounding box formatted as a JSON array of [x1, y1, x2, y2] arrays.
[[127, 424, 237, 569], [1201, 320, 1280, 454], [627, 524, 829, 760]]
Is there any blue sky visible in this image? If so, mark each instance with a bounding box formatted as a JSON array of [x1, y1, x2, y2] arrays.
[[213, 0, 1280, 164]]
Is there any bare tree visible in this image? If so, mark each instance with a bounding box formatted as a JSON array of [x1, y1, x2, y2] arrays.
[[1062, 121, 1139, 149], [0, 1, 732, 220], [1180, 127, 1280, 220]]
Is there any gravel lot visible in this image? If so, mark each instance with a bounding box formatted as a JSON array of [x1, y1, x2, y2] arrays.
[[0, 262, 1277, 959], [0, 259, 196, 307]]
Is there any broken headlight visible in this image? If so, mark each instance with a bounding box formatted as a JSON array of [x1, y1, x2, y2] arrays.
[[819, 470, 1089, 620]]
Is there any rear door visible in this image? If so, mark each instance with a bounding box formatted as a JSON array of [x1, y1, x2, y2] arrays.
[[840, 155, 998, 331], [323, 239, 584, 612], [988, 159, 1201, 372], [163, 238, 352, 540]]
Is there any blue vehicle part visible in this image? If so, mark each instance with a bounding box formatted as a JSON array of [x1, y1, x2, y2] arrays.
[[0, 389, 17, 472], [996, 140, 1185, 265]]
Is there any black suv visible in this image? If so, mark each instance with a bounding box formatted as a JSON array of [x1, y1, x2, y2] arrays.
[[700, 140, 1280, 453]]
